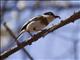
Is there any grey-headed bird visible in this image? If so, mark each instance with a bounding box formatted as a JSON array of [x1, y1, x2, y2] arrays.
[[17, 12, 60, 39]]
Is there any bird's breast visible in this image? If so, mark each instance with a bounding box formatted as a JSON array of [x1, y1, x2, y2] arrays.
[[26, 21, 46, 32]]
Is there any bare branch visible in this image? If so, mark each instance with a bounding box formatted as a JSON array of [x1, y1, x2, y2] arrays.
[[3, 23, 34, 60], [0, 11, 80, 59]]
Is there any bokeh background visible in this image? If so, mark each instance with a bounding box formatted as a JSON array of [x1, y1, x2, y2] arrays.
[[0, 1, 80, 60]]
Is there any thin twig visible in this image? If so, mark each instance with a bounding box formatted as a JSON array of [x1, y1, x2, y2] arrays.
[[0, 11, 80, 59], [3, 23, 34, 60], [73, 40, 78, 60]]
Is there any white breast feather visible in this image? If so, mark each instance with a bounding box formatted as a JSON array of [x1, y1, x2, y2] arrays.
[[26, 21, 46, 32]]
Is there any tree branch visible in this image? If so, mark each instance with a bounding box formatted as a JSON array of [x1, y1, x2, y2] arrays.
[[0, 11, 80, 59], [3, 23, 34, 60]]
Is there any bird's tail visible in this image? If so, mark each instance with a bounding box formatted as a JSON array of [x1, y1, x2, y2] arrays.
[[17, 30, 25, 40]]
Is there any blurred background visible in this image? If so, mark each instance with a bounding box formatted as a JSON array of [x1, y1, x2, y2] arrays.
[[0, 1, 80, 60]]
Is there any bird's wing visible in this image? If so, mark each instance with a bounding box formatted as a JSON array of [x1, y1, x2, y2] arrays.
[[20, 16, 44, 31]]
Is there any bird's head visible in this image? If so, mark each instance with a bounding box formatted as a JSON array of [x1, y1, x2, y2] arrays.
[[44, 12, 61, 19]]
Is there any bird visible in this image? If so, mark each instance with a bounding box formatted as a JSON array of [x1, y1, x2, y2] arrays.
[[17, 12, 60, 39]]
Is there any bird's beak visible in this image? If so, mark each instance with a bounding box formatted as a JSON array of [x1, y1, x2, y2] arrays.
[[55, 16, 61, 19]]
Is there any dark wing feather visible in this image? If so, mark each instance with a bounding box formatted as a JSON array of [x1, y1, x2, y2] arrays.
[[32, 16, 48, 25], [20, 20, 32, 31], [40, 17, 48, 25]]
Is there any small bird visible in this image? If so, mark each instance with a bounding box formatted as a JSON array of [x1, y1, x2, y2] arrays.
[[17, 12, 60, 39]]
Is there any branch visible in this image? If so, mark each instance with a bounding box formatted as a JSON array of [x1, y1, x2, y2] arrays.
[[1, 11, 80, 59], [3, 23, 34, 60]]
